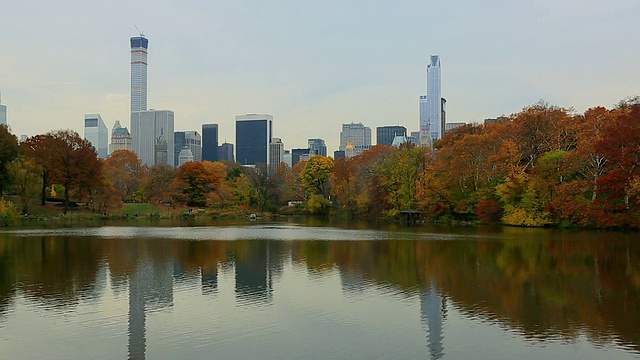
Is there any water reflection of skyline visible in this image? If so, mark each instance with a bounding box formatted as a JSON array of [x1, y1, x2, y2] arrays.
[[0, 232, 638, 358]]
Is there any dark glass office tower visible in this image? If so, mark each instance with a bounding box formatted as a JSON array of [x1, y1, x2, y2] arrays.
[[202, 124, 219, 162], [376, 126, 407, 146], [235, 114, 272, 165]]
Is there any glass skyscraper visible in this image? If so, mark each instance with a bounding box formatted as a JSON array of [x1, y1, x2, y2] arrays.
[[420, 55, 442, 144], [235, 114, 272, 166], [202, 124, 219, 162], [376, 126, 407, 146]]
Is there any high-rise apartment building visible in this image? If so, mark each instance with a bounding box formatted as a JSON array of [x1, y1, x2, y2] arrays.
[[218, 142, 234, 162], [419, 55, 442, 144], [339, 122, 371, 156], [308, 138, 327, 156], [235, 114, 272, 166], [84, 114, 109, 158], [110, 120, 132, 154], [130, 36, 148, 114], [131, 110, 174, 167], [269, 138, 285, 175], [202, 124, 219, 162], [0, 94, 6, 126], [376, 126, 407, 146]]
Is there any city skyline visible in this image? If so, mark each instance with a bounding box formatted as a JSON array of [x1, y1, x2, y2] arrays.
[[1, 1, 639, 153]]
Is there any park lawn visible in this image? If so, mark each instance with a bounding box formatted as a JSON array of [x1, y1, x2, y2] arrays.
[[113, 202, 167, 216]]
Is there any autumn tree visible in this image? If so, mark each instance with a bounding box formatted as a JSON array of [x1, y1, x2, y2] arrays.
[[0, 124, 21, 196], [6, 156, 42, 214], [46, 130, 102, 214], [330, 158, 357, 215], [140, 163, 176, 203], [173, 161, 223, 207], [103, 149, 145, 201]]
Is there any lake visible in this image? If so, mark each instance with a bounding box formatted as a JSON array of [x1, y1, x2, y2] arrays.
[[0, 218, 638, 359]]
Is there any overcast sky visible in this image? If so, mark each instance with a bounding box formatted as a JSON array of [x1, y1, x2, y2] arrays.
[[1, 0, 639, 152]]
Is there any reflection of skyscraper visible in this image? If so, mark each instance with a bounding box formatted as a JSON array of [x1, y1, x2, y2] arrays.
[[201, 265, 218, 295], [420, 283, 446, 360], [128, 256, 174, 360], [234, 241, 283, 305]]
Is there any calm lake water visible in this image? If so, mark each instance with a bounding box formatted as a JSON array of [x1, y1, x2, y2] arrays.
[[0, 218, 638, 359]]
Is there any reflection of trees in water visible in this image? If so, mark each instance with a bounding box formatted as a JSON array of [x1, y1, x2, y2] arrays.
[[0, 236, 105, 312], [0, 231, 639, 353], [290, 235, 640, 352]]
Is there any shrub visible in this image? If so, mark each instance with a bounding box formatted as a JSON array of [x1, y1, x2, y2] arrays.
[[0, 199, 17, 226]]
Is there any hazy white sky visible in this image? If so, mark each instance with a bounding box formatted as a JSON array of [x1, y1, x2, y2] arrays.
[[1, 0, 639, 152]]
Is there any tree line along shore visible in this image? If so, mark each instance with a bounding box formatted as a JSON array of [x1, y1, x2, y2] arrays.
[[1, 97, 639, 229]]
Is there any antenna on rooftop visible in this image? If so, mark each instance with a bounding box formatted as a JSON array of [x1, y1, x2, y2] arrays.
[[134, 24, 145, 38]]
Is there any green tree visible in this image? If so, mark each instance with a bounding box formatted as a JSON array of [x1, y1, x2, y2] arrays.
[[21, 134, 56, 205], [0, 125, 21, 196], [6, 156, 42, 214]]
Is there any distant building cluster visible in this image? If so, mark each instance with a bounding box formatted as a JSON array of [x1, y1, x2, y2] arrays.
[[0, 34, 508, 168]]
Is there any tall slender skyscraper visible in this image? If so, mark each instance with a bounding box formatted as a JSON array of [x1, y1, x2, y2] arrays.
[[419, 55, 442, 144], [130, 36, 148, 113], [0, 93, 7, 126]]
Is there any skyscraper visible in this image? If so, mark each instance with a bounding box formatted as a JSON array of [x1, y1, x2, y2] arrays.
[[308, 138, 327, 157], [218, 142, 234, 162], [419, 55, 442, 144], [131, 110, 174, 167], [174, 131, 202, 165], [110, 120, 132, 154], [84, 114, 109, 158], [130, 36, 148, 114], [202, 124, 219, 162], [184, 131, 202, 162], [235, 114, 272, 166], [291, 148, 311, 167], [0, 94, 6, 126], [174, 131, 186, 166], [269, 138, 285, 174], [339, 122, 371, 156], [376, 126, 407, 146]]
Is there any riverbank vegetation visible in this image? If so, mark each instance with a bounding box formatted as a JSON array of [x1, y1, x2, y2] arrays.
[[0, 98, 638, 228]]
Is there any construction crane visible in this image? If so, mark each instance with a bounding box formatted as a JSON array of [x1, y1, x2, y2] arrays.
[[134, 24, 145, 38]]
